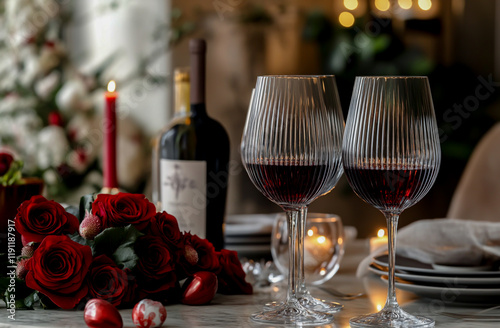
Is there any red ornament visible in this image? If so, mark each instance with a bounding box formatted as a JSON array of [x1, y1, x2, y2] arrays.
[[84, 299, 123, 328], [48, 111, 64, 127], [181, 271, 218, 305], [132, 299, 167, 328]]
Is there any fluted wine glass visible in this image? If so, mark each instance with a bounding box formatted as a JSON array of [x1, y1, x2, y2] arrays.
[[343, 76, 440, 327], [241, 75, 344, 325]]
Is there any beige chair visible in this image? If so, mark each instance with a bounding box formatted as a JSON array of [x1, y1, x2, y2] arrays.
[[447, 123, 500, 221]]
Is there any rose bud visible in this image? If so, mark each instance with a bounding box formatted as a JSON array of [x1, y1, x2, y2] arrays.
[[181, 271, 218, 305], [0, 152, 14, 176], [21, 243, 35, 258], [132, 299, 167, 328], [84, 299, 123, 328], [16, 259, 30, 280], [184, 244, 199, 265], [80, 210, 103, 240]]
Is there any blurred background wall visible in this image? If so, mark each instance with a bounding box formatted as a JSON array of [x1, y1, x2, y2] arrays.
[[169, 0, 500, 237]]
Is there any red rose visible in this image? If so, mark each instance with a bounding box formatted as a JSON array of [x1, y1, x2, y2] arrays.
[[134, 235, 177, 298], [178, 233, 220, 278], [0, 152, 14, 176], [135, 236, 175, 279], [216, 249, 253, 295], [92, 193, 156, 230], [87, 255, 130, 307], [15, 195, 79, 244], [25, 235, 92, 309], [147, 212, 182, 249]]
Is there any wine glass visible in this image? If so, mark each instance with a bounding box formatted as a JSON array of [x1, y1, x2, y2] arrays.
[[272, 213, 344, 285], [241, 75, 344, 325], [343, 76, 440, 327]]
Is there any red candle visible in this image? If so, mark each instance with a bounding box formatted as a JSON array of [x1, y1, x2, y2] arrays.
[[103, 80, 118, 192]]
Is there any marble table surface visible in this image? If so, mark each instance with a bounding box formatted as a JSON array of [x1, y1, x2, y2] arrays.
[[1, 240, 499, 327]]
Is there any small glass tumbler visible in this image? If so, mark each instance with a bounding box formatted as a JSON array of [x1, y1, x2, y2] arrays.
[[272, 213, 345, 285]]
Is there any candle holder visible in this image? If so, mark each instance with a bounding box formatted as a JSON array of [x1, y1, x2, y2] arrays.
[[271, 213, 345, 285]]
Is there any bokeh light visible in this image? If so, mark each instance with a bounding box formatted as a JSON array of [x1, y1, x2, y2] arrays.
[[375, 0, 391, 11], [398, 0, 413, 10], [344, 0, 359, 10], [418, 0, 432, 10], [339, 11, 355, 28]]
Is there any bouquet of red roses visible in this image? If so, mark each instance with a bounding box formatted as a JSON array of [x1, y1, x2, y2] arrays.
[[6, 193, 252, 310]]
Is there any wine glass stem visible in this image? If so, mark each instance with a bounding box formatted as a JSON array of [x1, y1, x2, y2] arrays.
[[298, 206, 308, 296], [285, 210, 301, 304], [385, 212, 400, 309]]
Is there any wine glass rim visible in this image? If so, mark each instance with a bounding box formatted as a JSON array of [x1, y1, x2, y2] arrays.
[[258, 75, 336, 79], [356, 76, 428, 79]]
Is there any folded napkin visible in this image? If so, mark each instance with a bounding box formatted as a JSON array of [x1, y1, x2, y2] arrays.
[[357, 218, 500, 277], [397, 218, 500, 266]]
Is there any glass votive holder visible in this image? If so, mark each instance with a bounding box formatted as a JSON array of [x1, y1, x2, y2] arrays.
[[271, 213, 345, 285]]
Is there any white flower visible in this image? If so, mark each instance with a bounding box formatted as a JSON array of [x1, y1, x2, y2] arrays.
[[13, 109, 43, 139], [0, 96, 38, 114], [35, 71, 61, 99], [0, 52, 17, 91], [42, 168, 59, 185], [5, 0, 43, 47], [66, 114, 101, 168], [36, 125, 69, 170], [56, 78, 93, 113], [20, 57, 41, 88], [38, 41, 65, 74], [66, 149, 90, 174], [0, 95, 20, 114]]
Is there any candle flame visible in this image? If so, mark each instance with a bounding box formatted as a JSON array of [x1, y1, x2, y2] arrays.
[[107, 80, 116, 92], [307, 229, 314, 237], [317, 236, 326, 244], [377, 229, 385, 238], [377, 304, 383, 311]]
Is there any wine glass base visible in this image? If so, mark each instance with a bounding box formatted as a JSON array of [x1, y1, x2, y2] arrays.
[[264, 296, 343, 314], [349, 307, 434, 328], [251, 301, 335, 326], [298, 295, 343, 314]]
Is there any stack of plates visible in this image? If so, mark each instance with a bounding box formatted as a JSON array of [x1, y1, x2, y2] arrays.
[[369, 254, 500, 303], [224, 213, 278, 259]]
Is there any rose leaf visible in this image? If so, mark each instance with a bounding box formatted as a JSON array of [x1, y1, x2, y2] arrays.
[[78, 193, 96, 222], [92, 225, 143, 270], [23, 290, 39, 309], [69, 231, 92, 246]]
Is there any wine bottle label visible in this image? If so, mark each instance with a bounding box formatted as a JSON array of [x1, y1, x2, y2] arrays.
[[159, 159, 207, 237]]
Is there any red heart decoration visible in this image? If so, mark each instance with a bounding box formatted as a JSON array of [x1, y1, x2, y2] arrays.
[[84, 299, 123, 328], [181, 271, 218, 305]]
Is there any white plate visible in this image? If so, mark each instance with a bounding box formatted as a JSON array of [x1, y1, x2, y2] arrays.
[[225, 235, 271, 245], [373, 254, 500, 277], [379, 276, 500, 303], [225, 213, 278, 236], [369, 264, 500, 286]]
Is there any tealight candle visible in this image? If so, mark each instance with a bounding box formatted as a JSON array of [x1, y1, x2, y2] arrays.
[[369, 228, 388, 253], [304, 227, 334, 265]]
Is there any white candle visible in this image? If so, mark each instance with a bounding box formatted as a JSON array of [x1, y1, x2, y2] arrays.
[[304, 227, 333, 267], [369, 228, 388, 253]]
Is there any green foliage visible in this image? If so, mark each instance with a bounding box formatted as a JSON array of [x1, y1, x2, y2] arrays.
[[1, 160, 23, 186], [79, 193, 97, 222], [2, 277, 37, 310], [92, 225, 143, 270]]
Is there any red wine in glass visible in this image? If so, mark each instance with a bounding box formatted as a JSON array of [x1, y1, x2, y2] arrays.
[[245, 160, 330, 207], [344, 165, 437, 212]]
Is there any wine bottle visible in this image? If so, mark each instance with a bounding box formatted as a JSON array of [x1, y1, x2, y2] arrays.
[[158, 39, 230, 251], [151, 67, 190, 207]]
